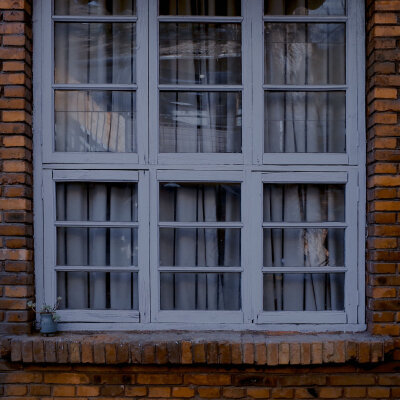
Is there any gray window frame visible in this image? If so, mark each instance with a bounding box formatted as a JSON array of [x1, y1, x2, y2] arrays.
[[33, 0, 366, 331]]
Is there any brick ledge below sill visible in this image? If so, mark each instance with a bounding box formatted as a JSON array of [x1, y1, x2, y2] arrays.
[[0, 332, 395, 366]]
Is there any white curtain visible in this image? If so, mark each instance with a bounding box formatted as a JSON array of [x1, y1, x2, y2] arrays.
[[54, 3, 136, 152], [264, 0, 346, 16], [56, 183, 138, 310], [263, 184, 345, 311], [160, 0, 240, 16], [159, 183, 241, 310], [264, 22, 346, 153], [55, 0, 135, 16], [158, 16, 242, 153]]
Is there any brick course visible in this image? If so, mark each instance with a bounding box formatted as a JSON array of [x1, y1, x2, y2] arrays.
[[1, 363, 400, 399]]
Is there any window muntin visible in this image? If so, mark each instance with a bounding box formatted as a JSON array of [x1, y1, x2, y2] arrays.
[[36, 0, 364, 328]]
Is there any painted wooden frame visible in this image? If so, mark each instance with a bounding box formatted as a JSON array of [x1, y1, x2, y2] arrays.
[[33, 0, 365, 330]]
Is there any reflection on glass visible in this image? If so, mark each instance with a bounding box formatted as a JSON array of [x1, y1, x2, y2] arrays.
[[55, 23, 136, 85], [159, 23, 241, 85], [57, 272, 138, 310], [263, 228, 344, 267], [263, 184, 345, 222], [54, 0, 136, 15], [160, 273, 241, 310], [57, 228, 138, 266], [264, 91, 345, 153], [55, 90, 136, 153], [263, 273, 345, 311], [160, 228, 241, 267], [160, 91, 242, 153], [264, 0, 346, 15], [160, 0, 241, 16], [265, 23, 345, 85], [160, 182, 241, 222], [56, 182, 138, 222]]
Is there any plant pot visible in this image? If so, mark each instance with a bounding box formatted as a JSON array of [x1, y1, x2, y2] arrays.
[[40, 313, 57, 335]]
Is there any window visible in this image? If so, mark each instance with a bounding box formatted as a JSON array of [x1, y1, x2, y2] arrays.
[[34, 0, 365, 329]]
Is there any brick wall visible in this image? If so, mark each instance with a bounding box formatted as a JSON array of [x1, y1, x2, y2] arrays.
[[0, 0, 34, 334], [1, 364, 400, 399], [366, 0, 400, 340], [0, 0, 399, 398]]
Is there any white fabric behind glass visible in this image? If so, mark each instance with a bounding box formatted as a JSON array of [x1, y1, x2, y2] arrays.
[[263, 184, 345, 311], [159, 20, 242, 153], [54, 0, 135, 15], [159, 0, 240, 16], [54, 20, 136, 153], [264, 0, 346, 15], [264, 22, 345, 153], [159, 183, 241, 310], [55, 90, 136, 153], [56, 183, 138, 310]]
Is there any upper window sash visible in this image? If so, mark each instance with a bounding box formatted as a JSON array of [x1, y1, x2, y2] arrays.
[[252, 0, 361, 166], [40, 0, 148, 164]]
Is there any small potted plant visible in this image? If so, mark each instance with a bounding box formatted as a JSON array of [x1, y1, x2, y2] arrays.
[[27, 297, 61, 335]]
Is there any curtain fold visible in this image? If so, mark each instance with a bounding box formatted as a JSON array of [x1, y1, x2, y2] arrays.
[[56, 183, 138, 310], [159, 183, 241, 310], [263, 184, 345, 311]]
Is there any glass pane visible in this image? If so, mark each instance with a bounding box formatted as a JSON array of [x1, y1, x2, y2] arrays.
[[56, 182, 138, 222], [265, 23, 345, 85], [263, 228, 344, 267], [159, 23, 241, 85], [57, 272, 138, 310], [160, 91, 242, 153], [263, 273, 345, 311], [160, 0, 241, 16], [160, 228, 241, 267], [160, 182, 241, 222], [263, 184, 345, 222], [54, 0, 136, 15], [55, 23, 136, 84], [55, 90, 136, 152], [264, 91, 345, 153], [160, 273, 241, 310], [57, 228, 138, 266], [264, 0, 346, 15]]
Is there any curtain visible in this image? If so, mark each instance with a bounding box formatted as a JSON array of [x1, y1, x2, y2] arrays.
[[159, 183, 241, 310], [56, 183, 138, 310], [264, 22, 346, 153], [54, 1, 136, 152], [264, 0, 346, 16], [158, 17, 242, 153], [263, 184, 345, 311]]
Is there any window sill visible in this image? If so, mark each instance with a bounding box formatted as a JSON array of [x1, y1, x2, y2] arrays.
[[2, 332, 394, 366]]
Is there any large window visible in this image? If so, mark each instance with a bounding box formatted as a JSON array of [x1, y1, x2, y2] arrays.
[[34, 0, 365, 329]]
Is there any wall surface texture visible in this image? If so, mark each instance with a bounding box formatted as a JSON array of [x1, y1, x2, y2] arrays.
[[1, 0, 400, 398]]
